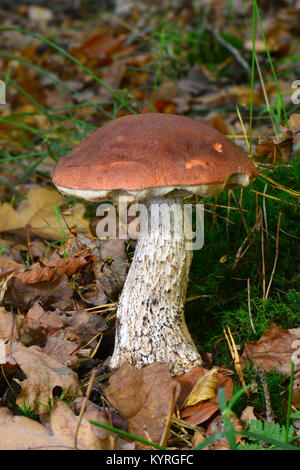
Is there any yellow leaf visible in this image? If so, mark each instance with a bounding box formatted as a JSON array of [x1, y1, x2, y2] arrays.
[[0, 187, 88, 240], [183, 368, 219, 408]]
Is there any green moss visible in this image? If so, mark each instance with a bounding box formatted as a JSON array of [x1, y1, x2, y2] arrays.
[[232, 362, 288, 424]]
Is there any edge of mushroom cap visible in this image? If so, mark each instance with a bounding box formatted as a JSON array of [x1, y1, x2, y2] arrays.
[[54, 172, 252, 202]]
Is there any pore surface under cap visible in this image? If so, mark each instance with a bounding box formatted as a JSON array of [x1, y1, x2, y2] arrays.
[[52, 113, 257, 200]]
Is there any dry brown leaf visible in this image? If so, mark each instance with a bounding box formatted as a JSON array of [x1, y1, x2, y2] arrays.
[[43, 336, 81, 369], [173, 364, 205, 410], [0, 256, 25, 280], [242, 323, 300, 375], [19, 301, 66, 346], [255, 131, 293, 163], [0, 401, 117, 450], [244, 20, 291, 56], [192, 431, 206, 449], [0, 407, 71, 450], [15, 254, 93, 284], [0, 307, 15, 342], [8, 341, 82, 414], [71, 397, 136, 450], [79, 33, 126, 62], [289, 114, 300, 129], [209, 112, 229, 135], [4, 274, 73, 310], [49, 400, 115, 450], [105, 362, 181, 447], [63, 310, 107, 348], [240, 406, 257, 424], [0, 187, 88, 240]]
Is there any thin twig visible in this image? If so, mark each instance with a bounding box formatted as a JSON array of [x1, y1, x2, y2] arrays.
[[74, 369, 97, 450], [232, 190, 253, 246], [247, 278, 256, 335], [262, 183, 269, 240], [232, 215, 261, 270], [224, 326, 248, 396], [160, 384, 177, 447], [205, 25, 250, 73], [90, 332, 103, 359]]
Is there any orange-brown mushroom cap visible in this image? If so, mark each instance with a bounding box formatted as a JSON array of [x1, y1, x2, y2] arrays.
[[52, 113, 257, 201]]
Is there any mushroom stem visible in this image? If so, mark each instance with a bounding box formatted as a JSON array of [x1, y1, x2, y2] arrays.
[[110, 196, 203, 376]]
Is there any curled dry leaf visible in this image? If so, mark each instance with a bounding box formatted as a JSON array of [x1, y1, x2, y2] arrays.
[[105, 362, 181, 447], [63, 310, 107, 348], [240, 406, 257, 424], [8, 341, 82, 414], [0, 308, 18, 371], [15, 254, 93, 284], [18, 302, 107, 367], [183, 367, 219, 408], [95, 239, 128, 297], [78, 239, 127, 306], [174, 365, 233, 426]]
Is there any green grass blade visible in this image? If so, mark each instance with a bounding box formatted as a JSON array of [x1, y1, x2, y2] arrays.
[[253, 0, 289, 128]]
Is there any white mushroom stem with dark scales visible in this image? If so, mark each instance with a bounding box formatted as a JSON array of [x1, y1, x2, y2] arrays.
[[110, 197, 203, 376]]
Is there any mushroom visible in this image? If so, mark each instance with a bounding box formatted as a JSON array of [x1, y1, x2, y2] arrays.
[[52, 113, 257, 376]]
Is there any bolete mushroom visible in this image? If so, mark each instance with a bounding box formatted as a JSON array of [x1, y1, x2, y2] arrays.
[[52, 113, 257, 376]]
